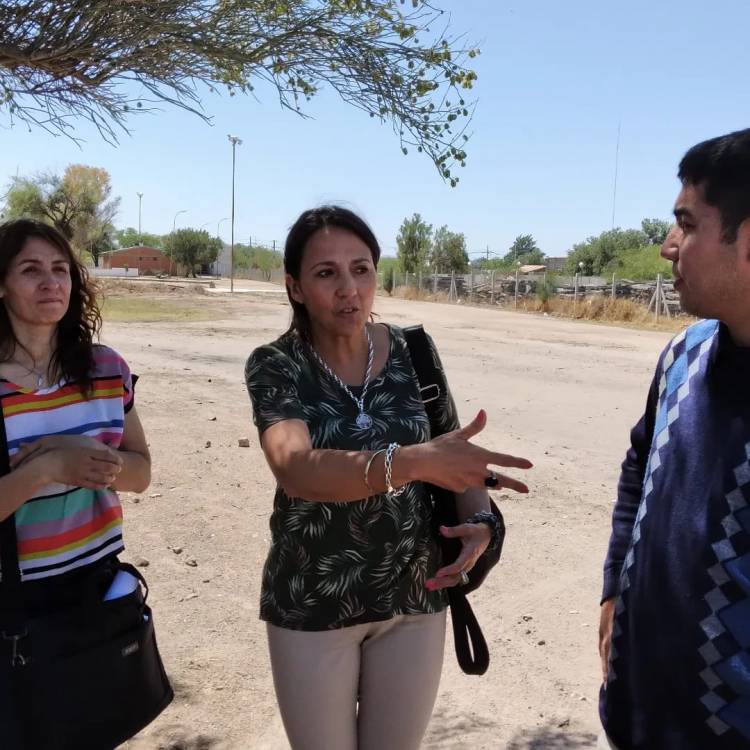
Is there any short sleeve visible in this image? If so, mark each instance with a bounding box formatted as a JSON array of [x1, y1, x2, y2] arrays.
[[94, 345, 135, 413], [425, 333, 461, 433], [120, 358, 136, 413], [245, 344, 306, 435]]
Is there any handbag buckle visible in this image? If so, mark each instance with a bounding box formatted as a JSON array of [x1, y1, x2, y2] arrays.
[[2, 629, 29, 667], [420, 383, 440, 404]]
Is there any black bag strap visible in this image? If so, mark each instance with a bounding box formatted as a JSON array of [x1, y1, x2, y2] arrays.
[[402, 324, 490, 675], [402, 324, 445, 430], [447, 588, 490, 675], [0, 397, 20, 583], [0, 395, 29, 667]]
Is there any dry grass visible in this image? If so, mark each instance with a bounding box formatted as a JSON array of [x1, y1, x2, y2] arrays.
[[384, 287, 692, 332], [519, 296, 691, 331], [100, 296, 224, 323], [95, 278, 209, 297], [96, 278, 224, 323]]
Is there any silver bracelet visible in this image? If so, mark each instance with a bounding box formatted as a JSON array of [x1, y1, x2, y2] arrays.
[[364, 449, 387, 493], [384, 442, 406, 497]]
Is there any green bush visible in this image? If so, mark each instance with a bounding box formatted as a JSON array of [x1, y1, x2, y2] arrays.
[[383, 267, 394, 294], [611, 245, 672, 281], [536, 275, 556, 303]]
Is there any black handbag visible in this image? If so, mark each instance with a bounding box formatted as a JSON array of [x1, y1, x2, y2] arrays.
[[0, 417, 173, 749], [404, 324, 506, 675]]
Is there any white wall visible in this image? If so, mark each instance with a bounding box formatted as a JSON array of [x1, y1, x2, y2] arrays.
[[89, 267, 139, 277]]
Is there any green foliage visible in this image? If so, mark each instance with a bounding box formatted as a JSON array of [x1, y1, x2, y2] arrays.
[[251, 247, 283, 280], [3, 164, 120, 265], [233, 243, 252, 270], [641, 218, 671, 246], [504, 234, 544, 264], [3, 178, 46, 220], [476, 258, 514, 273], [566, 228, 649, 275], [383, 265, 395, 294], [612, 245, 673, 281], [536, 274, 556, 303], [234, 243, 283, 280], [397, 213, 431, 272], [164, 228, 221, 277], [430, 225, 469, 273], [115, 227, 164, 249], [378, 256, 401, 286], [0, 1, 478, 180]]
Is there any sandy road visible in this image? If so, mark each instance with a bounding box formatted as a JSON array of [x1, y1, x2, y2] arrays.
[[110, 288, 672, 749]]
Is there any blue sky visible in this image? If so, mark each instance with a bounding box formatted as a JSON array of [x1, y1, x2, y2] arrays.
[[1, 0, 748, 259]]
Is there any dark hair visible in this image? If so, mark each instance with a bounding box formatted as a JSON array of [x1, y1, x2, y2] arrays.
[[284, 206, 381, 341], [0, 219, 101, 390], [678, 128, 750, 242]]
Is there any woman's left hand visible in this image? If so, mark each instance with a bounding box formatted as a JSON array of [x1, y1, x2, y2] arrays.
[[425, 522, 492, 591], [10, 435, 107, 469]]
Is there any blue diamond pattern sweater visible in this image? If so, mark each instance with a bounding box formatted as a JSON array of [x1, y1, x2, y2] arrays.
[[601, 320, 750, 749]]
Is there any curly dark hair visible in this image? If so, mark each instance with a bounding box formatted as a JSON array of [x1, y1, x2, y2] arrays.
[[0, 219, 102, 391]]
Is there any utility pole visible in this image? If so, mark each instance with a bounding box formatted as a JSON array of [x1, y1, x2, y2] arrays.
[[227, 134, 243, 293], [612, 121, 621, 229]]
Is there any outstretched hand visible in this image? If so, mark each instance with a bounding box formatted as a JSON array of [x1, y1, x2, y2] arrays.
[[416, 409, 532, 494]]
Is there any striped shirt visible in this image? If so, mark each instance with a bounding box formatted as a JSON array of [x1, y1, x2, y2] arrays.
[[0, 345, 134, 581]]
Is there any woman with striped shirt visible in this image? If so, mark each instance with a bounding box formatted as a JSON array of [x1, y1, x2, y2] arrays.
[[0, 219, 153, 746]]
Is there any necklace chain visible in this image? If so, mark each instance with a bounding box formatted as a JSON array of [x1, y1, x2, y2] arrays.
[[10, 358, 49, 388], [310, 328, 374, 422]]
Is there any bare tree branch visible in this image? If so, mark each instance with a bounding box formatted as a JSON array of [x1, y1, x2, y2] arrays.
[[0, 0, 478, 181]]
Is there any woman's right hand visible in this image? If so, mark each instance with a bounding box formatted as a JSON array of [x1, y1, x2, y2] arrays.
[[402, 409, 532, 494], [26, 442, 123, 490]]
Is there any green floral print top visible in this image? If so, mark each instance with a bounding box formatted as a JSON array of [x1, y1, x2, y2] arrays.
[[245, 324, 459, 631]]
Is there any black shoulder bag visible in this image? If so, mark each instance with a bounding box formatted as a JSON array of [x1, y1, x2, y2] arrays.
[[404, 324, 506, 676], [0, 410, 173, 749]]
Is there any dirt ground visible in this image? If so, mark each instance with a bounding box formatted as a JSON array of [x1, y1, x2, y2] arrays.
[[108, 281, 672, 750]]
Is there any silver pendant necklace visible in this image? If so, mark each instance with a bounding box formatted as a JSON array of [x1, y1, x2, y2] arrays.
[[11, 358, 48, 389], [310, 327, 375, 430]]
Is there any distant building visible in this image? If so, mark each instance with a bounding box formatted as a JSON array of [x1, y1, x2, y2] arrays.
[[544, 256, 568, 272], [213, 244, 230, 277], [102, 246, 173, 274]]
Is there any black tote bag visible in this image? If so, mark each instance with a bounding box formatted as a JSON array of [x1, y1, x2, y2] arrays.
[[0, 403, 173, 749]]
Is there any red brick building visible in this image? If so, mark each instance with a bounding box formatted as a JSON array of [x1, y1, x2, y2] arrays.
[[102, 246, 174, 274]]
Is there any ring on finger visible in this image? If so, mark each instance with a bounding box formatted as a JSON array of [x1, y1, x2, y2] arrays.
[[458, 570, 470, 586], [484, 470, 499, 488]]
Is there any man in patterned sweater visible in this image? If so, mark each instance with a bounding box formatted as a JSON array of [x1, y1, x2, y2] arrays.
[[599, 128, 750, 749]]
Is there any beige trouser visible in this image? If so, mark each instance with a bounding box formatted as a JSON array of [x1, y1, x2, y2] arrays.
[[267, 611, 447, 750]]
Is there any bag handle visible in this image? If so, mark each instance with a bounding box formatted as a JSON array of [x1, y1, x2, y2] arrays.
[[402, 324, 491, 675], [448, 589, 490, 675]]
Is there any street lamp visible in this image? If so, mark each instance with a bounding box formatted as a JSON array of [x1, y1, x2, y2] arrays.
[[172, 209, 187, 233], [227, 134, 243, 293], [136, 192, 143, 244], [217, 217, 229, 239]]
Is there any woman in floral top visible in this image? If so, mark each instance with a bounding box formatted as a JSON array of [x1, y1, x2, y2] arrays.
[[246, 206, 532, 750]]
